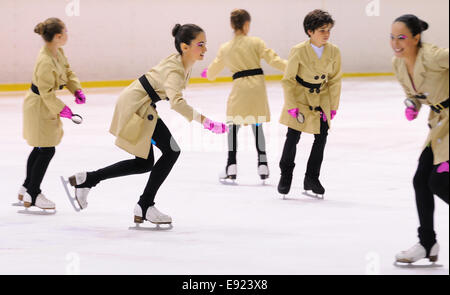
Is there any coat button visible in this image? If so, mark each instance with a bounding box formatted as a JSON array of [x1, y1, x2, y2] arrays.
[[316, 88, 320, 94], [437, 139, 442, 144], [321, 75, 326, 79], [314, 76, 319, 80], [147, 114, 154, 121], [309, 88, 314, 93]]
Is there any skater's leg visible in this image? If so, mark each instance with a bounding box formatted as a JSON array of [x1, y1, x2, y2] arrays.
[[22, 147, 40, 188], [227, 124, 241, 165], [138, 119, 181, 212], [305, 119, 329, 179], [413, 146, 439, 255], [279, 128, 301, 175], [27, 147, 56, 204], [252, 124, 267, 164]]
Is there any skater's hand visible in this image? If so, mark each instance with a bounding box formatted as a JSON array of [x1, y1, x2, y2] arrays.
[[74, 89, 86, 104], [330, 110, 337, 120], [321, 110, 337, 122], [60, 105, 73, 119], [437, 161, 449, 173], [405, 107, 418, 121], [201, 68, 208, 78], [287, 108, 299, 119], [203, 118, 228, 134]]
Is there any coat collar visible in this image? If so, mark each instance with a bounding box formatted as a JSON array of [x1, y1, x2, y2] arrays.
[[305, 39, 332, 71], [397, 46, 427, 94]]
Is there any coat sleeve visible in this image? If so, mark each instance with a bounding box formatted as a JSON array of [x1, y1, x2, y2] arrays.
[[431, 46, 449, 70], [60, 48, 82, 94], [281, 47, 301, 110], [258, 38, 287, 73], [328, 47, 342, 111], [206, 45, 226, 81], [164, 70, 199, 122], [35, 61, 66, 115]]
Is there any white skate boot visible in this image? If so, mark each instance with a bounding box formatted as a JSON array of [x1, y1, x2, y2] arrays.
[[18, 192, 56, 215], [219, 164, 237, 185], [395, 242, 439, 264], [258, 164, 269, 184], [12, 186, 27, 206], [61, 172, 90, 211], [129, 204, 173, 230]]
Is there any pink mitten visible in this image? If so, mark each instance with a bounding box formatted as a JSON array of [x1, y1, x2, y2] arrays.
[[203, 118, 228, 134], [287, 108, 299, 119], [201, 68, 208, 78], [330, 110, 337, 120], [321, 112, 328, 122], [437, 162, 449, 173], [74, 89, 86, 104], [60, 106, 73, 119], [405, 107, 418, 121]]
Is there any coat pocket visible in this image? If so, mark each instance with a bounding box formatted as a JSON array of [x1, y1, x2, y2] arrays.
[[118, 113, 145, 145]]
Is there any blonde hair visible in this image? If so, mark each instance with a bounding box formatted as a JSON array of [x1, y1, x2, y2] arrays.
[[34, 18, 65, 42]]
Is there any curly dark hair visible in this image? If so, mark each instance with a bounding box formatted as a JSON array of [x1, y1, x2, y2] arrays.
[[303, 9, 335, 37]]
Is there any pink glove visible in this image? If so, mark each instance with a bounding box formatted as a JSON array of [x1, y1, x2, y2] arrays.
[[203, 118, 228, 134], [330, 110, 337, 120], [288, 108, 299, 119], [437, 162, 449, 173], [201, 68, 208, 78], [405, 107, 418, 121], [60, 106, 73, 119], [321, 112, 327, 122], [74, 90, 86, 104]]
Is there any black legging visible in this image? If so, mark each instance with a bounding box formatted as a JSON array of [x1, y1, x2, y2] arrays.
[[78, 119, 180, 214], [279, 118, 329, 179], [413, 146, 449, 254], [23, 147, 56, 204], [227, 124, 267, 165]]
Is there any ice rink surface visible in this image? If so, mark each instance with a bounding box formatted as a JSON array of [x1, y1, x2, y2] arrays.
[[0, 77, 448, 275]]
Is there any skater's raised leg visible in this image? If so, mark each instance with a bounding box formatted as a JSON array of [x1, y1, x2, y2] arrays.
[[278, 128, 301, 195], [252, 124, 269, 180], [304, 118, 329, 195]]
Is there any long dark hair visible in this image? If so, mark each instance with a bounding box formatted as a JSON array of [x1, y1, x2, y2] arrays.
[[172, 24, 204, 55], [394, 14, 429, 48]]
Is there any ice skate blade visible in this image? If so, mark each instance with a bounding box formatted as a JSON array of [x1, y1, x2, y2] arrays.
[[393, 261, 443, 268], [128, 223, 173, 231], [17, 208, 56, 215], [60, 176, 81, 212], [302, 191, 324, 200], [12, 202, 24, 207], [219, 178, 238, 186]]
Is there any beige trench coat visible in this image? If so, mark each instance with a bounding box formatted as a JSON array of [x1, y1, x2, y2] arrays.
[[279, 40, 342, 134], [110, 54, 200, 159], [206, 35, 287, 125], [23, 46, 82, 147], [393, 43, 449, 165]]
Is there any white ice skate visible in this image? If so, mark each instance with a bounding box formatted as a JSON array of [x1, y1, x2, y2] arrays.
[[219, 164, 237, 185], [258, 164, 269, 185], [12, 186, 27, 207], [18, 192, 56, 215], [129, 204, 173, 231], [395, 242, 440, 266], [60, 172, 90, 212]]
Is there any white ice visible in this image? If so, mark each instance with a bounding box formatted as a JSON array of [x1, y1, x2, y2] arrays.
[[0, 77, 448, 275]]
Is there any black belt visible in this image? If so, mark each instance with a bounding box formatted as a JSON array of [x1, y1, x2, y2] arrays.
[[138, 75, 168, 109], [30, 83, 65, 95], [295, 76, 322, 94], [232, 68, 264, 80], [430, 98, 449, 113]]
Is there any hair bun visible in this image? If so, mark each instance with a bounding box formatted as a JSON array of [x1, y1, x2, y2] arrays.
[[34, 22, 45, 35], [420, 20, 429, 32], [172, 24, 181, 37]]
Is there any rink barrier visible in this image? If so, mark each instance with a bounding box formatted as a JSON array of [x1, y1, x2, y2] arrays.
[[0, 73, 394, 92]]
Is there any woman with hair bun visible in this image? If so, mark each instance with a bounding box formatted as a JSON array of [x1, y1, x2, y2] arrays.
[[391, 14, 449, 264], [18, 18, 86, 212], [66, 24, 227, 228], [204, 9, 287, 184]]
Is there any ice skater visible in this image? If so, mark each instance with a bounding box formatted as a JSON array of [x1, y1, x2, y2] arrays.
[[17, 18, 86, 213], [203, 9, 287, 184], [277, 9, 342, 198], [390, 15, 449, 265], [64, 24, 227, 228]]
